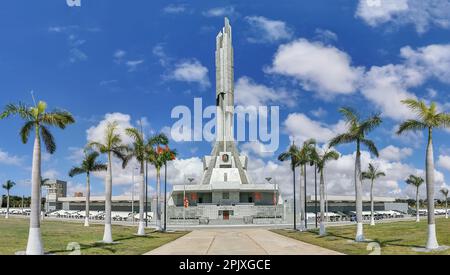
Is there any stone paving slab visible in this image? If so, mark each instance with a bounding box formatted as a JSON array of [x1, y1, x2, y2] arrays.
[[145, 228, 343, 255]]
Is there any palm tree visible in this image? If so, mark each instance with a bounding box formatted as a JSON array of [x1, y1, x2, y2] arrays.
[[278, 143, 300, 230], [1, 100, 74, 255], [162, 146, 177, 232], [2, 180, 16, 219], [397, 99, 450, 249], [406, 175, 424, 222], [124, 127, 148, 235], [440, 188, 448, 219], [69, 150, 107, 227], [330, 107, 382, 242], [89, 121, 128, 243], [40, 178, 50, 221], [362, 164, 385, 226], [297, 139, 316, 231], [146, 133, 170, 231], [310, 147, 339, 236]]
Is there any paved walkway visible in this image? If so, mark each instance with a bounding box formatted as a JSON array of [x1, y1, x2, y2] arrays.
[[145, 228, 342, 255]]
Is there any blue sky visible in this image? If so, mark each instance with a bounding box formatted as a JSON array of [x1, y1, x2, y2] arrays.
[[1, 0, 450, 200]]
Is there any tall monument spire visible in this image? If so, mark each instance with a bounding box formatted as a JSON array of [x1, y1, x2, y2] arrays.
[[216, 17, 234, 149], [169, 17, 282, 223], [200, 17, 250, 185]]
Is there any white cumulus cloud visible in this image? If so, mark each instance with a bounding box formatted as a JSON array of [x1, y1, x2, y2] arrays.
[[379, 145, 413, 161], [266, 39, 364, 97], [202, 6, 236, 17], [0, 149, 23, 166], [245, 16, 293, 43], [283, 113, 347, 144], [170, 59, 211, 90], [235, 76, 294, 107], [356, 0, 450, 33]]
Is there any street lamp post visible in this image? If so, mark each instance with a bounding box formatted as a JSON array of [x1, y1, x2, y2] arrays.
[[145, 161, 148, 227], [265, 177, 276, 220], [314, 163, 318, 228], [163, 162, 167, 232], [304, 168, 307, 230], [131, 167, 138, 224], [184, 177, 194, 223]]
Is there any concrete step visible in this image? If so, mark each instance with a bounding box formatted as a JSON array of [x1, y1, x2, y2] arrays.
[[208, 218, 246, 225]]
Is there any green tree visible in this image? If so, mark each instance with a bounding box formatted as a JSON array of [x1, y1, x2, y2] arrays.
[[40, 178, 50, 220], [405, 175, 424, 223], [330, 107, 382, 242], [1, 100, 74, 254], [310, 147, 339, 236], [2, 180, 16, 219], [89, 121, 128, 243], [362, 164, 385, 226], [124, 127, 148, 235], [297, 139, 316, 231], [69, 150, 107, 227], [278, 144, 301, 230], [146, 133, 175, 231], [440, 188, 448, 219], [397, 99, 450, 249]]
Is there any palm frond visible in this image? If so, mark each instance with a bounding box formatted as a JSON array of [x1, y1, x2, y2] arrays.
[[1, 102, 32, 120], [405, 175, 424, 188], [401, 99, 428, 119], [360, 138, 379, 157], [85, 151, 100, 166], [92, 163, 107, 172], [278, 152, 291, 162], [323, 150, 340, 162], [126, 127, 144, 144], [41, 110, 75, 129], [2, 180, 16, 190], [339, 107, 359, 124], [329, 133, 357, 147], [68, 167, 86, 177], [40, 125, 56, 154], [88, 141, 106, 153], [20, 121, 35, 144], [396, 120, 427, 135], [360, 114, 382, 135], [435, 113, 450, 129]]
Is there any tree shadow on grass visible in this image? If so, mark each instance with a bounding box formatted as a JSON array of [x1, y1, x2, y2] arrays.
[[48, 241, 119, 254], [371, 238, 423, 249], [324, 232, 422, 249]]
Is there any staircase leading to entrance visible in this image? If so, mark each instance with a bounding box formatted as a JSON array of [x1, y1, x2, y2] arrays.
[[208, 218, 245, 225]]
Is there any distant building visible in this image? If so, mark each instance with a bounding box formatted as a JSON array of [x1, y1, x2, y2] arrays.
[[45, 180, 67, 211]]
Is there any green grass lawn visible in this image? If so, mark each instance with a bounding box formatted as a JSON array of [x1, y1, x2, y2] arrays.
[[272, 218, 450, 255], [0, 217, 188, 255]]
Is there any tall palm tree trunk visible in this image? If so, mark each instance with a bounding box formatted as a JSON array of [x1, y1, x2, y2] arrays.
[[84, 173, 90, 227], [292, 167, 297, 230], [6, 190, 10, 219], [445, 198, 448, 219], [137, 163, 146, 235], [319, 170, 326, 236], [156, 168, 162, 230], [415, 187, 420, 222], [355, 141, 364, 242], [370, 179, 375, 226], [26, 130, 44, 255], [299, 165, 305, 231], [103, 153, 113, 243], [425, 128, 439, 249]]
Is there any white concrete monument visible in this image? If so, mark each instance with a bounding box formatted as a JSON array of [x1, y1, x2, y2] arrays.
[[170, 18, 282, 222]]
